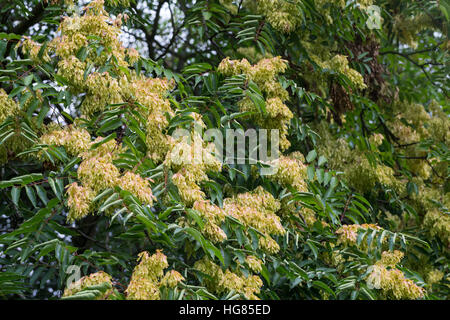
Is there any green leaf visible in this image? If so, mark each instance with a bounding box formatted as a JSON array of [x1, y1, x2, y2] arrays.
[[11, 187, 20, 206], [306, 150, 317, 163], [312, 280, 336, 298]]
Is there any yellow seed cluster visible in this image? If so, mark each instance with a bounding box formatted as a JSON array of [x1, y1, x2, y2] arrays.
[[320, 55, 367, 90], [35, 0, 175, 163], [193, 200, 227, 243], [300, 206, 318, 227], [80, 136, 123, 160], [118, 172, 155, 205], [336, 223, 381, 247], [63, 270, 113, 299], [366, 250, 425, 299], [49, 1, 127, 98], [194, 256, 263, 300], [30, 1, 171, 220], [393, 14, 434, 48], [0, 88, 20, 123], [224, 186, 283, 253], [66, 182, 95, 221], [387, 100, 449, 181], [302, 40, 366, 91], [245, 255, 263, 273], [369, 133, 384, 147], [126, 76, 175, 162], [77, 154, 120, 192], [126, 250, 183, 300], [219, 0, 238, 15], [423, 209, 450, 246], [160, 270, 185, 289], [40, 126, 91, 156], [68, 151, 155, 220], [426, 269, 444, 286], [315, 0, 373, 24], [344, 158, 400, 194], [378, 250, 404, 267], [315, 121, 403, 194], [244, 0, 373, 32], [53, 0, 132, 7], [322, 243, 345, 271], [218, 57, 293, 150], [268, 152, 308, 192], [243, 0, 304, 33], [22, 37, 51, 62], [171, 171, 206, 205], [0, 90, 32, 164], [59, 132, 154, 220], [165, 118, 222, 206]]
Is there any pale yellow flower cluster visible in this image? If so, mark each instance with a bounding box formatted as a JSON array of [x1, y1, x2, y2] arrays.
[[425, 269, 444, 286], [106, 0, 132, 6], [22, 37, 51, 62], [50, 129, 154, 221], [322, 243, 345, 271], [194, 256, 263, 300], [0, 89, 31, 164], [32, 0, 175, 164], [218, 57, 293, 150], [315, 121, 402, 194], [161, 270, 185, 288], [66, 182, 96, 221], [171, 171, 207, 206], [118, 172, 155, 205], [245, 255, 263, 273], [315, 122, 352, 168], [166, 117, 222, 206], [53, 0, 132, 7], [336, 223, 382, 247], [344, 158, 401, 194], [80, 136, 123, 160], [243, 0, 303, 33], [321, 55, 367, 90], [193, 200, 227, 243], [40, 126, 91, 156], [127, 76, 175, 162], [242, 0, 373, 32], [224, 186, 284, 253], [393, 14, 434, 48], [302, 40, 366, 91], [409, 182, 449, 220], [47, 1, 128, 103], [378, 249, 404, 266], [315, 0, 373, 24], [356, 0, 374, 9], [268, 152, 308, 192], [366, 250, 426, 299], [68, 153, 154, 220], [219, 0, 238, 15], [63, 270, 113, 299], [388, 100, 449, 181], [423, 209, 450, 246], [0, 88, 20, 123], [300, 206, 318, 227], [369, 133, 384, 147], [77, 153, 120, 192], [126, 250, 184, 300], [27, 1, 173, 221]]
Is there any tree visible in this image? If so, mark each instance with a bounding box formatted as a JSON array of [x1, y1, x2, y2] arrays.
[[0, 0, 448, 300]]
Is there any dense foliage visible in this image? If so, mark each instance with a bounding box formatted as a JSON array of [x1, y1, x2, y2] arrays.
[[0, 0, 448, 300]]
